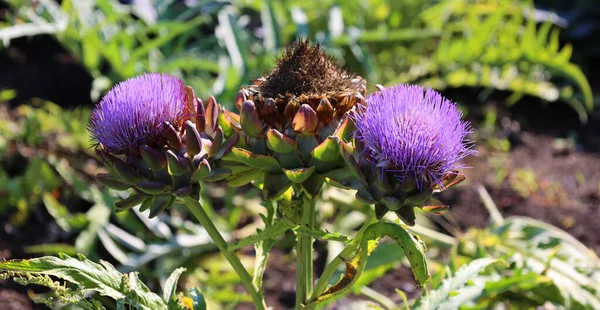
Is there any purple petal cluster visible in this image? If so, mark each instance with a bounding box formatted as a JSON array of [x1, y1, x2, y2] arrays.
[[353, 84, 476, 187], [88, 73, 188, 155]]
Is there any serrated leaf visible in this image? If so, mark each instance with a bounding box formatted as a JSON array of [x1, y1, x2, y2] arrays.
[[0, 254, 166, 309], [413, 258, 498, 310]]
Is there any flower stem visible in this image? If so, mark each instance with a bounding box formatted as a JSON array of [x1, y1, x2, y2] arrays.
[[296, 194, 316, 309], [311, 213, 377, 301], [182, 196, 267, 310]]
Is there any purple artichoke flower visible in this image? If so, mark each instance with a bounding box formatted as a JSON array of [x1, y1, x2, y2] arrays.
[[353, 84, 476, 189], [88, 73, 189, 155]]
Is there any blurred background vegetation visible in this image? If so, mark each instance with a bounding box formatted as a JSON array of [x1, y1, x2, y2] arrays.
[[1, 0, 600, 309]]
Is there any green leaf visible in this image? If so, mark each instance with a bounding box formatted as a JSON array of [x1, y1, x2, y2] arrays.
[[309, 222, 428, 306], [164, 267, 186, 307], [413, 258, 497, 310], [0, 254, 166, 309], [189, 287, 206, 310]]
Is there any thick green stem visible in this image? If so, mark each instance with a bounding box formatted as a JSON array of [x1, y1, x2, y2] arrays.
[[296, 195, 317, 309], [311, 213, 377, 301], [182, 196, 267, 310]]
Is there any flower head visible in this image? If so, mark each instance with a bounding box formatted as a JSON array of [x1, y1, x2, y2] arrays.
[[353, 84, 475, 188], [88, 73, 189, 155]]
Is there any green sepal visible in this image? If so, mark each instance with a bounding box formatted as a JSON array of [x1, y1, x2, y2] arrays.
[[240, 100, 263, 137], [395, 207, 417, 226], [300, 173, 325, 199], [227, 169, 264, 187], [135, 182, 172, 195], [196, 98, 206, 133], [166, 150, 189, 176], [218, 110, 237, 138], [190, 159, 211, 183], [266, 129, 297, 153], [274, 151, 303, 169], [292, 104, 318, 134], [311, 137, 340, 162], [407, 190, 433, 206], [149, 195, 175, 218], [284, 166, 316, 183], [333, 114, 356, 141], [376, 168, 393, 193], [208, 127, 224, 157], [374, 203, 388, 220], [95, 173, 131, 191], [139, 196, 155, 212], [421, 198, 449, 215], [262, 172, 293, 200], [231, 147, 281, 173], [185, 121, 202, 158], [140, 145, 167, 171], [381, 197, 403, 211], [214, 132, 239, 160], [164, 122, 183, 150], [113, 161, 146, 185], [115, 192, 149, 211], [356, 188, 377, 204], [219, 162, 256, 175], [309, 137, 341, 172], [322, 167, 357, 189], [174, 185, 193, 197], [203, 167, 232, 182], [297, 135, 319, 165], [340, 143, 366, 184], [205, 96, 220, 137]]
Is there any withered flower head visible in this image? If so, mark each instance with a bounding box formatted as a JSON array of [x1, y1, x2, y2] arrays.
[[238, 38, 366, 136], [259, 38, 356, 98], [221, 38, 368, 200]]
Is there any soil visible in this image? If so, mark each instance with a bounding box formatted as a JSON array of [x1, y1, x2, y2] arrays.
[[2, 18, 600, 310]]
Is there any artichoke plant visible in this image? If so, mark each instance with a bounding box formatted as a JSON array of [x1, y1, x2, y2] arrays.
[[83, 39, 477, 310]]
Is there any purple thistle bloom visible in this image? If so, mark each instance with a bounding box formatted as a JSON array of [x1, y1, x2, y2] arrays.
[[88, 73, 189, 155], [353, 84, 476, 188]]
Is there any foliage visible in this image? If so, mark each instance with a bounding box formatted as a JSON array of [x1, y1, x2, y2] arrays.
[[1, 0, 594, 117], [412, 258, 498, 310], [1, 0, 599, 309], [0, 253, 203, 310]]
